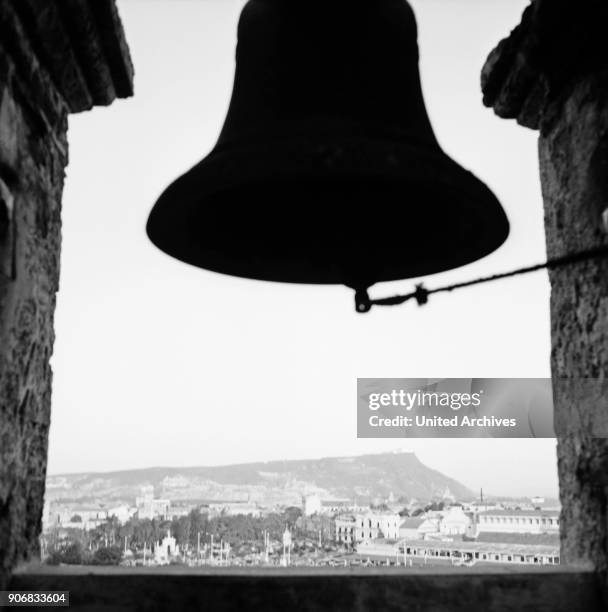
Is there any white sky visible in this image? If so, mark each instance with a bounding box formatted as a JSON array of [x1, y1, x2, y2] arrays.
[[47, 0, 559, 498]]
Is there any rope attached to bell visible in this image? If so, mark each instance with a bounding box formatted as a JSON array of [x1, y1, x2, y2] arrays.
[[355, 245, 608, 313]]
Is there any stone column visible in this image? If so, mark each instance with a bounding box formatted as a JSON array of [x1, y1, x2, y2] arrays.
[[0, 0, 133, 589], [482, 0, 608, 576]]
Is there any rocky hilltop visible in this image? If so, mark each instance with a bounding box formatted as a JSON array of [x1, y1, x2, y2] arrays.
[[46, 452, 473, 506]]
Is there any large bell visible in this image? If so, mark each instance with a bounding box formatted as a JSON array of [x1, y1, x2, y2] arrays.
[[147, 0, 509, 293]]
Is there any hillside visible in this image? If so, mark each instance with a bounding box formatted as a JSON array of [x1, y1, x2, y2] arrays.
[[46, 451, 473, 506]]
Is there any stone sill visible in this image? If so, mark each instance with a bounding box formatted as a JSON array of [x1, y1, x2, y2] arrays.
[[10, 565, 604, 611]]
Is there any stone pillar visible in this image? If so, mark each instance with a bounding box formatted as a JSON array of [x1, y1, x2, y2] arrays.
[[482, 0, 608, 576], [0, 0, 133, 589]]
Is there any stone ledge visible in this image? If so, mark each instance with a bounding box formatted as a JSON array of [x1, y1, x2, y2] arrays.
[[1, 0, 133, 115], [481, 0, 608, 133], [10, 566, 605, 611]]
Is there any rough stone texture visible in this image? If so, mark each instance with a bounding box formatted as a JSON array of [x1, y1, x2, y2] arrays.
[[541, 75, 608, 574], [0, 0, 132, 590], [481, 0, 608, 133], [481, 0, 608, 590]]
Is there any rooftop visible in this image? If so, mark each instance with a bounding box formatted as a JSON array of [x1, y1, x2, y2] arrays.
[[478, 510, 560, 518], [405, 539, 559, 556]]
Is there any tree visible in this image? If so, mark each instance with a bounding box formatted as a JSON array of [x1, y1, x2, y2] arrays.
[[46, 542, 84, 566], [284, 506, 302, 526], [91, 546, 122, 566]]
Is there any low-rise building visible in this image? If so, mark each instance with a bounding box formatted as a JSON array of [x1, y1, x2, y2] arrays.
[[399, 517, 425, 539], [335, 511, 401, 545], [476, 510, 560, 535], [439, 506, 473, 536], [108, 504, 135, 524], [335, 515, 357, 545], [357, 538, 402, 558], [464, 501, 503, 513], [403, 539, 560, 566], [208, 501, 262, 517], [170, 503, 199, 519], [136, 487, 171, 520], [46, 506, 109, 531], [356, 512, 401, 541], [320, 500, 368, 516]]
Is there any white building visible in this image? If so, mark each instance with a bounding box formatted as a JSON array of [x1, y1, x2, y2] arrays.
[[400, 516, 443, 540], [476, 510, 560, 535], [108, 504, 135, 524], [335, 511, 401, 544], [154, 532, 180, 565], [355, 512, 401, 541], [302, 494, 322, 517], [439, 506, 472, 536]]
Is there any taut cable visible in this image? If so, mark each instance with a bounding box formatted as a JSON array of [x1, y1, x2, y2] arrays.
[[355, 245, 608, 313]]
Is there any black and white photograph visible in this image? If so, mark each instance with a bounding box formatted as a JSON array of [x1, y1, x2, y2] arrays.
[[0, 0, 606, 610]]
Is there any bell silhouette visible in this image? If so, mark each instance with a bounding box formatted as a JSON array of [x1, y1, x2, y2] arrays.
[[147, 0, 509, 293]]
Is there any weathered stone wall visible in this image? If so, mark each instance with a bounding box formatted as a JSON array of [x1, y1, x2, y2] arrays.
[[0, 0, 133, 590], [540, 75, 608, 573], [0, 27, 69, 592], [481, 0, 608, 583]]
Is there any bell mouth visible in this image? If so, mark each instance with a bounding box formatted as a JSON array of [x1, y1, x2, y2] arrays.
[[147, 135, 509, 287]]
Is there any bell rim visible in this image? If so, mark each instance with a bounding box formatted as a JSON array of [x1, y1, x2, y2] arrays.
[[147, 135, 509, 285]]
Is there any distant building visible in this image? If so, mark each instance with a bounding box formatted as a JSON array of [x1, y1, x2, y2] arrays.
[[170, 503, 199, 519], [108, 505, 135, 524], [154, 532, 180, 565], [403, 539, 560, 566], [476, 510, 560, 535], [400, 516, 444, 541], [355, 512, 401, 541], [208, 501, 262, 517], [357, 538, 401, 558], [464, 500, 503, 513], [136, 486, 171, 520], [399, 517, 425, 539], [439, 506, 472, 536], [441, 487, 456, 504], [501, 498, 561, 512], [320, 500, 367, 516], [46, 506, 109, 531], [335, 511, 401, 545], [302, 494, 322, 517], [335, 515, 357, 545]]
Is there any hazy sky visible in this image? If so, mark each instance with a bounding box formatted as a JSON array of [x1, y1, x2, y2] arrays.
[[47, 0, 559, 498]]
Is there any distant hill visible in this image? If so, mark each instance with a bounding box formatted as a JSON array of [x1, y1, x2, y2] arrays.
[[46, 452, 473, 506]]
